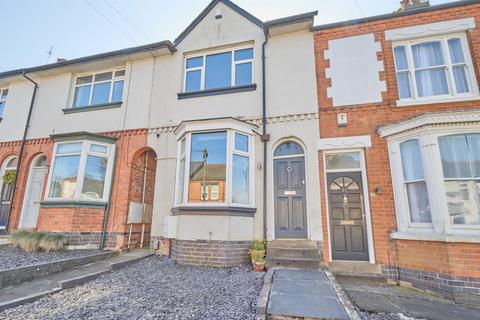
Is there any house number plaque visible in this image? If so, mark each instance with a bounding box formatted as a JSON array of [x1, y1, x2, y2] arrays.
[[284, 190, 296, 196]]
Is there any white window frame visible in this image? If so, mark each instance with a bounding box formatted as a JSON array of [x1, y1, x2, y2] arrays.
[[393, 33, 479, 106], [45, 140, 116, 203], [183, 45, 254, 92], [71, 68, 126, 108], [0, 87, 9, 118], [388, 125, 480, 239], [174, 129, 255, 208]]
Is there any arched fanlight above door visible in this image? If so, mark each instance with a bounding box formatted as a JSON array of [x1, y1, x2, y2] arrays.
[[274, 142, 304, 157]]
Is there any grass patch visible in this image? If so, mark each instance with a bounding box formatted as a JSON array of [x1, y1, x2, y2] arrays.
[[10, 230, 67, 253]]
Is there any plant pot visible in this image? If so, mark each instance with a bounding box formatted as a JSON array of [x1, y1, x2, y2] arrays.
[[253, 262, 265, 272]]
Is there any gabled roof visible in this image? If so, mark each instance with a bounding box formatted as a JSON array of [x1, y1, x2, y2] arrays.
[[173, 0, 264, 46], [0, 0, 317, 82]]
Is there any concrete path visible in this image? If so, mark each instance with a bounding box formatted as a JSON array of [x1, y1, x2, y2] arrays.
[[338, 275, 480, 320], [267, 269, 351, 319], [0, 249, 152, 311]]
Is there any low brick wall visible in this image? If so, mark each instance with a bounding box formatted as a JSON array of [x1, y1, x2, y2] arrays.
[[170, 239, 251, 267], [0, 251, 118, 288], [62, 231, 150, 249], [382, 266, 480, 306]]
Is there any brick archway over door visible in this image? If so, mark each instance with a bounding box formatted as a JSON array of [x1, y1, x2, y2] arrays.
[[126, 149, 157, 248]]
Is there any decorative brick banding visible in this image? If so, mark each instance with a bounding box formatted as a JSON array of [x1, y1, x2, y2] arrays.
[[170, 239, 251, 267]]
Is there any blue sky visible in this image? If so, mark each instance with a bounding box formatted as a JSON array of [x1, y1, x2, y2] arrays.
[[1, 0, 452, 71]]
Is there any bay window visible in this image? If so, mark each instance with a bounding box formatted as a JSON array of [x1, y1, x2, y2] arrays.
[[175, 128, 254, 207], [400, 139, 431, 224], [382, 112, 480, 238], [439, 134, 480, 226], [72, 69, 125, 108], [46, 140, 115, 202], [184, 47, 254, 92], [393, 34, 478, 104]]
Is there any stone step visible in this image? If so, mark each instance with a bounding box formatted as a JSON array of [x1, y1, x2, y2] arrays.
[[268, 240, 318, 250], [267, 247, 320, 259], [0, 249, 152, 311], [329, 261, 384, 278], [266, 257, 321, 270]]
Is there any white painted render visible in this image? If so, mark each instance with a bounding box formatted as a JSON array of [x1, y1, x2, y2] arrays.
[[325, 33, 386, 107], [147, 2, 320, 241], [0, 1, 321, 243]]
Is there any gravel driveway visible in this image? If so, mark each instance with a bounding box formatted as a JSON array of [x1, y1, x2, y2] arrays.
[[0, 247, 103, 270], [0, 256, 264, 320]]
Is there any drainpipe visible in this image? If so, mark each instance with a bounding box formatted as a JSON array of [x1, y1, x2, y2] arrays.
[[5, 72, 38, 232], [100, 147, 117, 250], [261, 29, 270, 240]]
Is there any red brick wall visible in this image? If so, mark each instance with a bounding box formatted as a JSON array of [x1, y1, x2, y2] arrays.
[[1, 129, 154, 249], [314, 3, 480, 278]]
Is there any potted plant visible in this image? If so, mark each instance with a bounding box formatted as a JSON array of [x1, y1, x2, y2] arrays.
[[249, 240, 266, 272]]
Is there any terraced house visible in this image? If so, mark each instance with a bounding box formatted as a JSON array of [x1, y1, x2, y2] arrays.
[[315, 0, 480, 306], [0, 0, 321, 265], [1, 0, 480, 307]]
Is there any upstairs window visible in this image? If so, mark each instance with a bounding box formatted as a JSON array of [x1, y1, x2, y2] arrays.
[[393, 34, 477, 103], [184, 47, 253, 92], [72, 69, 125, 108], [0, 88, 8, 119]]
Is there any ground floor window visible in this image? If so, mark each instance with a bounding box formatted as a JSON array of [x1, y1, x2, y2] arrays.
[[384, 119, 480, 236], [175, 127, 254, 207], [439, 133, 480, 226], [46, 140, 115, 202]]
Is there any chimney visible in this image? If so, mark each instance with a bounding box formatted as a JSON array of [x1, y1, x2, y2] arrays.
[[398, 0, 430, 12], [56, 58, 67, 63]]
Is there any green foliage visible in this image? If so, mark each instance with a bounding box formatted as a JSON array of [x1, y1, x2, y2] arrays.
[[39, 234, 67, 252], [9, 230, 66, 253], [249, 239, 267, 264], [2, 171, 16, 185], [250, 239, 266, 251], [249, 249, 265, 262]]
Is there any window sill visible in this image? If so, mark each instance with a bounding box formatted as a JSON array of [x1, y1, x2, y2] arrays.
[[62, 102, 122, 114], [396, 95, 480, 107], [391, 231, 480, 243], [41, 200, 108, 209], [171, 205, 256, 217], [177, 84, 257, 100]]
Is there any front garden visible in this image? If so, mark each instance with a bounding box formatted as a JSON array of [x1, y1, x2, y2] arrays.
[[0, 255, 264, 319]]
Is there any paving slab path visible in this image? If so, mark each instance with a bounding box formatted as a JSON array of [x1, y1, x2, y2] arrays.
[[267, 269, 351, 319], [337, 275, 480, 320]]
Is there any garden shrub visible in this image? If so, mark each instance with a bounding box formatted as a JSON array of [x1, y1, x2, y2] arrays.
[[9, 230, 67, 253]]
